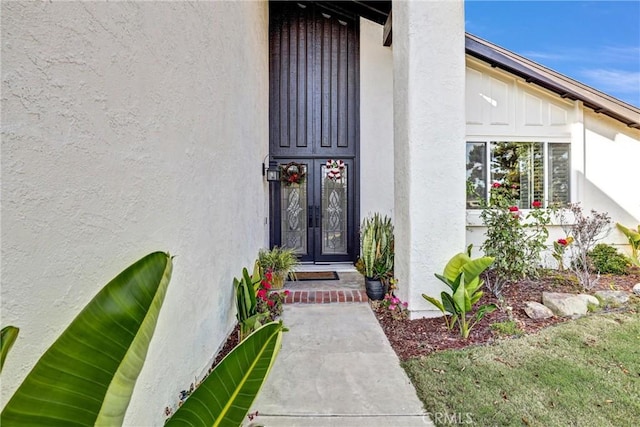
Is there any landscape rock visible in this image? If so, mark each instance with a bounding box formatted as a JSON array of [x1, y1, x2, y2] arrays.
[[633, 283, 640, 295], [542, 292, 590, 317], [578, 294, 600, 307], [523, 301, 554, 319], [594, 290, 630, 304]]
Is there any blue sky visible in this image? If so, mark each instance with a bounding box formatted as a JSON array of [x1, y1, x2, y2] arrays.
[[465, 1, 640, 107]]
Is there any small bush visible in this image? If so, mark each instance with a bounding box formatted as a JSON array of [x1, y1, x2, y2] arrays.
[[480, 182, 552, 298], [588, 244, 630, 275], [490, 320, 524, 337], [559, 204, 612, 289]]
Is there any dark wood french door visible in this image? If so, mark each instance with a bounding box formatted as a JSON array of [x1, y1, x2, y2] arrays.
[[272, 159, 355, 262], [269, 1, 359, 263]]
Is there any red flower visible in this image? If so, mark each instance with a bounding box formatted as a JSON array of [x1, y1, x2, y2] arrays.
[[509, 206, 519, 212], [492, 182, 501, 188], [557, 238, 568, 246], [267, 300, 275, 307], [257, 289, 267, 300], [265, 270, 273, 281], [262, 281, 271, 290], [532, 201, 542, 208]]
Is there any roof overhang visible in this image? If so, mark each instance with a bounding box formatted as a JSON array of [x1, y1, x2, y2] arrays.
[[312, 1, 391, 25]]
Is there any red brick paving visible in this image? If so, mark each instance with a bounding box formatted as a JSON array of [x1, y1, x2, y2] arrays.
[[281, 289, 368, 304]]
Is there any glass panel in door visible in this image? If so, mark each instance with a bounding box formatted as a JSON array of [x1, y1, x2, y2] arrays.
[[280, 163, 308, 256], [320, 162, 348, 255]]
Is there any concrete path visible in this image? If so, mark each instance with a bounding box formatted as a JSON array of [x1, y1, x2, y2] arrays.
[[251, 303, 432, 426]]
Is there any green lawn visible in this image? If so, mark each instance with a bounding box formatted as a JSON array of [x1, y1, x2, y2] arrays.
[[403, 312, 640, 427]]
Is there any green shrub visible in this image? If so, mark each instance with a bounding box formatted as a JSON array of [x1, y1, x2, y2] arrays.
[[490, 320, 524, 337], [588, 244, 630, 275], [480, 181, 552, 298]]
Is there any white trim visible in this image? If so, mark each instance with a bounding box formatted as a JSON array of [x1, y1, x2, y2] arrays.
[[571, 100, 585, 204]]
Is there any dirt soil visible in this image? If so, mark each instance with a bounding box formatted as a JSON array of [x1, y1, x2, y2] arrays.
[[374, 269, 640, 362]]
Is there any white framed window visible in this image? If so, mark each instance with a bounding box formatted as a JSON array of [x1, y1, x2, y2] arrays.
[[466, 141, 570, 209]]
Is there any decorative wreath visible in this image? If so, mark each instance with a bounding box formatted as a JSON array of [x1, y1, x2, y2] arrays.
[[280, 162, 306, 186], [325, 159, 345, 181]]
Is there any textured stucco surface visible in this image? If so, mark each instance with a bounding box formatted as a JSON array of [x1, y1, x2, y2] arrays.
[[392, 0, 467, 318], [583, 111, 640, 225], [360, 18, 394, 220], [1, 1, 269, 424]]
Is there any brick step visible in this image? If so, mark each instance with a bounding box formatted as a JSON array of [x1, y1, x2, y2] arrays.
[[281, 289, 369, 304]]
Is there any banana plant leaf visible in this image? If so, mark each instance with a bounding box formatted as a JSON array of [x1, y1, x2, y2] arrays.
[[442, 252, 472, 281], [441, 253, 494, 284], [166, 321, 285, 427], [1, 252, 173, 427], [452, 272, 467, 316], [461, 256, 494, 283], [1, 326, 19, 374], [422, 294, 446, 314], [616, 223, 640, 244]]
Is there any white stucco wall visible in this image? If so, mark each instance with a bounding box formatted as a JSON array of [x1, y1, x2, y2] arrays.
[[582, 110, 640, 253], [393, 0, 467, 318], [1, 1, 269, 425], [360, 18, 394, 220]]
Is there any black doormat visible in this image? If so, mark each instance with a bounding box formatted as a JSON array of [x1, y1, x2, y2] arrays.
[[289, 271, 339, 281]]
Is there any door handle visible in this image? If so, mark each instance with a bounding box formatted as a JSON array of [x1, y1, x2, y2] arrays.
[[308, 206, 321, 228]]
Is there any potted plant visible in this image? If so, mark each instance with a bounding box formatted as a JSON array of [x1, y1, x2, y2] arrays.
[[258, 246, 299, 289], [357, 214, 394, 300]]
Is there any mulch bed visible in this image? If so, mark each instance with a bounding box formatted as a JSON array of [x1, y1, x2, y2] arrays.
[[374, 269, 640, 361], [209, 270, 639, 366]]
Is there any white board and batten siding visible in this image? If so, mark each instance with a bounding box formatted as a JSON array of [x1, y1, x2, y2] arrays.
[[466, 57, 576, 138]]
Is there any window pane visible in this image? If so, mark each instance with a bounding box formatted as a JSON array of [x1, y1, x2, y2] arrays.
[[466, 142, 486, 208], [281, 164, 308, 255], [321, 164, 348, 255], [490, 142, 543, 209], [548, 143, 570, 206]]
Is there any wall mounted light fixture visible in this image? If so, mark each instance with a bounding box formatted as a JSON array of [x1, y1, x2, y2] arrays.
[[262, 154, 280, 182]]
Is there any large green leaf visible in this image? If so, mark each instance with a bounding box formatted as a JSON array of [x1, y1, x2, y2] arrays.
[[452, 272, 467, 317], [442, 253, 472, 282], [166, 321, 285, 427], [441, 253, 494, 285], [434, 273, 454, 291], [441, 292, 457, 316], [461, 256, 494, 283], [1, 326, 19, 374], [616, 223, 640, 245], [422, 294, 446, 315], [1, 252, 173, 426]]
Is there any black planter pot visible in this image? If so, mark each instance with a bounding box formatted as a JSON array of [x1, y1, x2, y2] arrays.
[[364, 278, 386, 301]]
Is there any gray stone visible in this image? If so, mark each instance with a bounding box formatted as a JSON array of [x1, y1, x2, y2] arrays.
[[594, 290, 630, 304], [523, 301, 555, 319], [542, 292, 589, 317], [633, 283, 640, 296], [578, 294, 600, 307]]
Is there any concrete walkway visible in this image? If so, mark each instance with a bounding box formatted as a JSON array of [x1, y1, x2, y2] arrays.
[[251, 303, 432, 426]]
